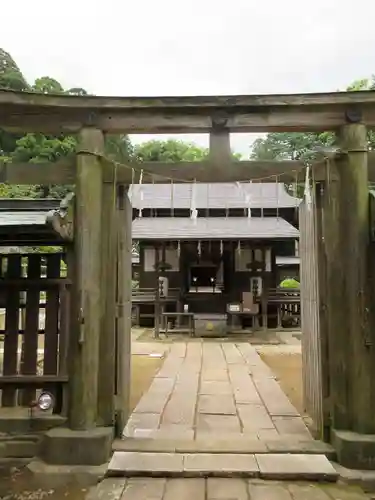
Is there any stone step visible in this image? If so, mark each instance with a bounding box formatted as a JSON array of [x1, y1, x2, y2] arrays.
[[0, 433, 42, 458], [86, 478, 369, 500], [112, 438, 336, 460], [107, 451, 339, 481]]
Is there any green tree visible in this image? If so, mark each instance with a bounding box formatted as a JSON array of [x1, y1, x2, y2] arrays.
[[33, 76, 64, 94], [105, 134, 134, 163], [0, 48, 30, 91], [66, 87, 88, 96], [251, 132, 335, 162]]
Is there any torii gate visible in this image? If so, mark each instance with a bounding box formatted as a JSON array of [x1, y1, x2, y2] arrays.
[[1, 89, 375, 469]]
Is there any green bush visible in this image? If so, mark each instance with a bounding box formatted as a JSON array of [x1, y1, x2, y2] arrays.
[[279, 278, 300, 289]]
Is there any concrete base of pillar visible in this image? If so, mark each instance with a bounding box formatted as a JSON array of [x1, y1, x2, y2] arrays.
[[333, 429, 375, 470], [41, 426, 114, 466]]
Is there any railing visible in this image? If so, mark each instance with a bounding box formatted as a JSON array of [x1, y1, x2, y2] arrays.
[[0, 253, 70, 413]]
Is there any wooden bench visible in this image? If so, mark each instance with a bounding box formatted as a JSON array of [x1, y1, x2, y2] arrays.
[[161, 312, 195, 337]]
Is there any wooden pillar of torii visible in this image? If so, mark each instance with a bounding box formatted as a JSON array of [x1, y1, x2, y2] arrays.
[[322, 120, 375, 469], [66, 128, 132, 437]]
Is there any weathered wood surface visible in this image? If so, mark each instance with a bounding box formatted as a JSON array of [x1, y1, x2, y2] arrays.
[[335, 124, 375, 434], [97, 161, 117, 427], [4, 154, 375, 186], [115, 185, 132, 436], [68, 129, 104, 430], [0, 158, 323, 185], [0, 157, 75, 184], [299, 191, 326, 440], [2, 88, 375, 133], [0, 253, 69, 410]]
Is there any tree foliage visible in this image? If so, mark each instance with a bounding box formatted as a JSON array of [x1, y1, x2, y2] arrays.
[[0, 47, 134, 199], [251, 78, 375, 162], [134, 139, 208, 162]]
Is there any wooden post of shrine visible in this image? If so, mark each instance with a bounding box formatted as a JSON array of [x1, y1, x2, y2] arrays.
[[97, 146, 118, 427], [329, 121, 375, 469], [69, 128, 104, 430], [115, 184, 132, 436]]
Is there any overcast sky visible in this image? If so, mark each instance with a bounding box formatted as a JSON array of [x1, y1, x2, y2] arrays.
[[2, 0, 375, 155]]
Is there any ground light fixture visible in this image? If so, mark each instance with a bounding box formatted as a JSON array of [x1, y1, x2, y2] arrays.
[[28, 391, 55, 431], [37, 391, 54, 411]]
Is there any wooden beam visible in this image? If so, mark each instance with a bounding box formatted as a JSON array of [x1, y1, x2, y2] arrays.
[[2, 89, 375, 133], [0, 157, 76, 185], [106, 160, 310, 184], [68, 128, 104, 430], [2, 152, 375, 187]]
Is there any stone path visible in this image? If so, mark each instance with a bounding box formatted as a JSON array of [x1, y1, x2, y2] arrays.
[[124, 342, 311, 443], [90, 478, 371, 500]]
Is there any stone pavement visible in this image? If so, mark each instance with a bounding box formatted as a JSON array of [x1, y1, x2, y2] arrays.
[[108, 340, 337, 479], [124, 341, 311, 443], [90, 478, 371, 500]]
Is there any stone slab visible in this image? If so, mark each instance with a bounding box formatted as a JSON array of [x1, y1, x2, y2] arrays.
[[27, 459, 107, 489], [198, 395, 236, 415], [196, 414, 241, 433], [164, 478, 205, 500], [200, 381, 232, 395], [41, 426, 113, 466], [112, 437, 268, 454], [107, 451, 184, 476], [265, 438, 336, 459], [201, 369, 229, 381], [237, 404, 275, 432], [147, 377, 175, 393], [161, 396, 196, 426], [133, 428, 194, 441], [253, 378, 300, 417], [123, 413, 160, 437], [272, 416, 312, 438], [183, 453, 259, 477], [255, 453, 338, 481], [121, 478, 166, 499], [248, 482, 292, 500], [133, 391, 170, 414], [207, 477, 248, 499], [85, 478, 126, 500], [287, 483, 332, 500]]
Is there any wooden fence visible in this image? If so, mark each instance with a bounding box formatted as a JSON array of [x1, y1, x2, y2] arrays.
[[299, 192, 325, 439], [0, 252, 70, 413]]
